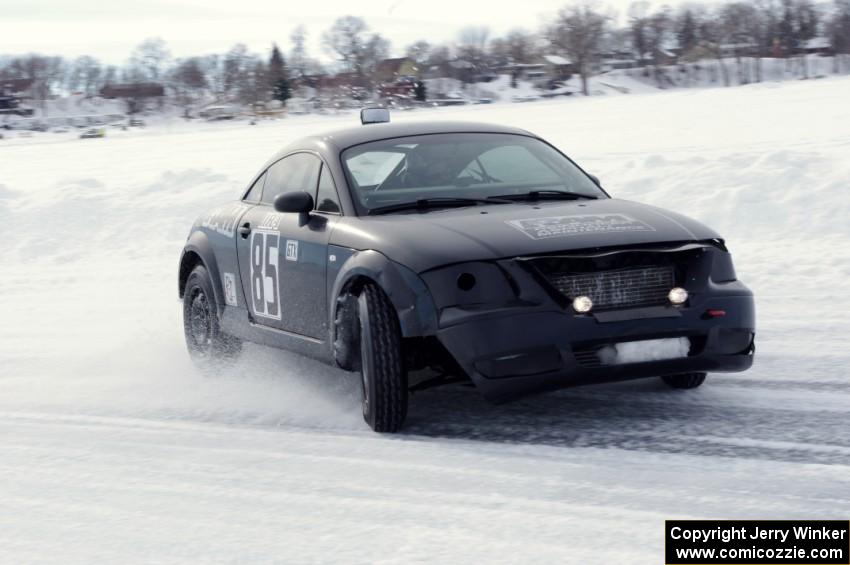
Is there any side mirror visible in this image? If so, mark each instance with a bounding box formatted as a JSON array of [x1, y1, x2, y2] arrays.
[[274, 191, 314, 214], [588, 174, 601, 186]]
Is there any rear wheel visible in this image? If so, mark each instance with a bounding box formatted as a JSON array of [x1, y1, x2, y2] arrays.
[[357, 283, 407, 432], [661, 372, 706, 389], [183, 265, 241, 368]]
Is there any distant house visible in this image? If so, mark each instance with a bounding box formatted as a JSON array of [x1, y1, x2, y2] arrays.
[[321, 72, 364, 90], [598, 50, 639, 71], [1, 78, 35, 97], [542, 55, 574, 80], [718, 43, 758, 58], [499, 55, 574, 86], [99, 83, 165, 99], [378, 76, 418, 100], [99, 82, 165, 114], [800, 37, 832, 55], [375, 58, 420, 82], [0, 78, 35, 116]]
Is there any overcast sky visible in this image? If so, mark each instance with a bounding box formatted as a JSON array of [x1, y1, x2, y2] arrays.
[[4, 0, 722, 64]]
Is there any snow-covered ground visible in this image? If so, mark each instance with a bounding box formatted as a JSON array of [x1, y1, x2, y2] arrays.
[[1, 76, 849, 563]]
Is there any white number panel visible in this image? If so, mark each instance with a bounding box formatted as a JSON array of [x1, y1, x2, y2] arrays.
[[249, 230, 281, 320]]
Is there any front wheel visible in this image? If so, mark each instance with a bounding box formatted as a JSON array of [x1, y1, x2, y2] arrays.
[[661, 372, 706, 389], [357, 283, 408, 432], [183, 265, 241, 369]]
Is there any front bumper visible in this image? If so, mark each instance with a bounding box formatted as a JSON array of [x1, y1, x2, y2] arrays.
[[436, 282, 755, 402]]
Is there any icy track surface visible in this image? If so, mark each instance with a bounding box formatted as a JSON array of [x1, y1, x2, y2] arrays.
[[2, 78, 850, 563]]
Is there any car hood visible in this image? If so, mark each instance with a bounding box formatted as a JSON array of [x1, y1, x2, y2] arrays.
[[331, 198, 722, 273]]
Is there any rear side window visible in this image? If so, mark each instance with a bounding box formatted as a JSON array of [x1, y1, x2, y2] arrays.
[[316, 166, 341, 214], [261, 153, 321, 205], [243, 172, 266, 202], [345, 151, 405, 187]]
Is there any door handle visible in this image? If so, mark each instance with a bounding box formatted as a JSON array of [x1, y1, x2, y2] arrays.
[[238, 222, 251, 239]]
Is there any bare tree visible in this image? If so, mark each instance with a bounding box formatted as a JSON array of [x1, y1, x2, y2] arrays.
[[698, 7, 732, 86], [549, 3, 608, 95], [363, 34, 391, 79], [505, 29, 540, 63], [199, 55, 225, 101], [405, 40, 432, 67], [457, 26, 491, 77], [721, 2, 759, 84], [289, 25, 309, 86], [223, 44, 251, 100], [647, 7, 673, 86], [322, 16, 390, 85], [128, 38, 171, 83], [795, 0, 819, 77], [243, 57, 268, 105], [8, 55, 66, 114], [629, 1, 651, 73], [171, 57, 207, 117], [828, 0, 850, 73], [676, 7, 700, 55], [68, 55, 103, 96]]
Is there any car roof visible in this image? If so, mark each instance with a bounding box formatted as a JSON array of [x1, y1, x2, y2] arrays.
[[267, 120, 539, 164]]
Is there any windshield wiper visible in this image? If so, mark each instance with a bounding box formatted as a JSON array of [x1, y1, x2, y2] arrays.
[[368, 196, 512, 215], [488, 189, 598, 201]]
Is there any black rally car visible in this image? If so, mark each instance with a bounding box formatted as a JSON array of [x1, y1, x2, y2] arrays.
[[179, 112, 755, 432]]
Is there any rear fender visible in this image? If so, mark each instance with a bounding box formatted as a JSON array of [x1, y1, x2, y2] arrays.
[[179, 229, 224, 310]]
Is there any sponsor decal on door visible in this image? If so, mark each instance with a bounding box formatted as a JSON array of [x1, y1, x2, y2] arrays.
[[223, 272, 238, 306], [285, 239, 299, 262]]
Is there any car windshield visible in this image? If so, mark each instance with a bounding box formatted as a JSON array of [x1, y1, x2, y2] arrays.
[[341, 133, 606, 213]]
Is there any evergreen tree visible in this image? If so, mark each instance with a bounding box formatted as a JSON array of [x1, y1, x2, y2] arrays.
[[269, 43, 292, 104], [678, 9, 698, 54], [779, 0, 797, 55]]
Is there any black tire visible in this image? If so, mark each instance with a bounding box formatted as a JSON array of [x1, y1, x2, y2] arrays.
[[357, 283, 407, 432], [183, 264, 242, 368], [661, 372, 707, 389]]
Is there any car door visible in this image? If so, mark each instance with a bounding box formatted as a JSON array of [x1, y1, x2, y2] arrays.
[[236, 152, 340, 340]]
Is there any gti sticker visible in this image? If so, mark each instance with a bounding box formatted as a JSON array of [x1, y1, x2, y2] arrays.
[[201, 204, 250, 238], [285, 240, 299, 262], [507, 213, 655, 240], [249, 230, 281, 320], [223, 272, 238, 306]]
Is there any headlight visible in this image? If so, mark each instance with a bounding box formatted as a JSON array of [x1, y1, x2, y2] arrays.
[[668, 287, 688, 305], [421, 262, 516, 309], [572, 295, 593, 313]]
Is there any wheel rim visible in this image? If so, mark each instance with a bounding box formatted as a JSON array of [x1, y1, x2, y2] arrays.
[[188, 287, 213, 353]]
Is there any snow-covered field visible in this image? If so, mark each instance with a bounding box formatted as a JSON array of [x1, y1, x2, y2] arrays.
[[2, 77, 849, 563]]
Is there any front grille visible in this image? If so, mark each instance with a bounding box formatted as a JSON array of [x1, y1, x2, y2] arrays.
[[546, 265, 674, 310]]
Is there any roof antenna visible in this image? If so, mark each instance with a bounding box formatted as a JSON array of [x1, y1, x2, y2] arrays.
[[360, 107, 390, 125]]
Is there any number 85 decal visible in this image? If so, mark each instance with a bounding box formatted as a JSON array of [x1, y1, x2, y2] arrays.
[[250, 230, 281, 320]]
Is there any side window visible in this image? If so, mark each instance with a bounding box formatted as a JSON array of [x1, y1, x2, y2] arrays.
[[261, 153, 321, 205], [316, 165, 341, 214], [243, 172, 266, 202]]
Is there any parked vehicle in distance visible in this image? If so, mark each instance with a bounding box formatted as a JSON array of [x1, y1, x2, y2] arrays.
[[80, 127, 105, 139], [178, 111, 755, 432]]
